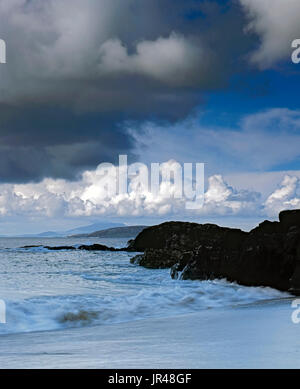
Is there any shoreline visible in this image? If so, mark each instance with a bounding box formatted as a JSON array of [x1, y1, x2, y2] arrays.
[[0, 298, 298, 369]]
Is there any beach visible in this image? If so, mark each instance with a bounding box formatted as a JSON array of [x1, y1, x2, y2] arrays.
[[0, 298, 298, 369]]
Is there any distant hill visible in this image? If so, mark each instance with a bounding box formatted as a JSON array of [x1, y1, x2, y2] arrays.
[[15, 231, 65, 238], [33, 231, 63, 237], [14, 222, 126, 238], [69, 225, 147, 238], [64, 222, 125, 236]]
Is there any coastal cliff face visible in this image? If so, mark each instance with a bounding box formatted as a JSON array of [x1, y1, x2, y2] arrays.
[[129, 210, 300, 294]]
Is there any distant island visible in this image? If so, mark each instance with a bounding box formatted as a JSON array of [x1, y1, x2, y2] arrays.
[[69, 225, 147, 238]]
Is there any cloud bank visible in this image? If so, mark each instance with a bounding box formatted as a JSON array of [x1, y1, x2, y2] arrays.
[[0, 0, 220, 108], [0, 0, 255, 182], [0, 159, 298, 222]]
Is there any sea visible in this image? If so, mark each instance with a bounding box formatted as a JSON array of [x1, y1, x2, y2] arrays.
[[0, 236, 290, 335]]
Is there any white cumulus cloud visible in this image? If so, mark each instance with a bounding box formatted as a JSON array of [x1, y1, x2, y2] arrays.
[[0, 162, 299, 227], [264, 175, 300, 216], [0, 161, 260, 219]]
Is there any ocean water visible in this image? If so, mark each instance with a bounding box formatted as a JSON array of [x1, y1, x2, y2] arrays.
[[0, 237, 290, 335]]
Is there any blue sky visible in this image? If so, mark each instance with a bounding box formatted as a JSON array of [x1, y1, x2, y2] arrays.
[[0, 0, 299, 234]]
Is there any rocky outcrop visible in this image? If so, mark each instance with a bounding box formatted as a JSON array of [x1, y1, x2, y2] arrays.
[[129, 210, 300, 294], [127, 222, 246, 251]]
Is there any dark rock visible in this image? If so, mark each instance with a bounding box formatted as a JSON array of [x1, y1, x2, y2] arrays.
[[130, 249, 182, 269], [21, 245, 43, 249], [78, 244, 116, 251], [177, 233, 296, 291], [128, 221, 246, 252], [279, 209, 300, 232], [128, 209, 300, 294], [44, 245, 75, 250]]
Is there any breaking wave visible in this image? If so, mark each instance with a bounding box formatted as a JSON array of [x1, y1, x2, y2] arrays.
[[0, 279, 290, 335]]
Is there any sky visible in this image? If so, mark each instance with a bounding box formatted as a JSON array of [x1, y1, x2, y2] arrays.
[[0, 0, 300, 234]]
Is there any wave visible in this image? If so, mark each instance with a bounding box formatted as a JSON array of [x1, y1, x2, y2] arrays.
[[0, 279, 290, 335]]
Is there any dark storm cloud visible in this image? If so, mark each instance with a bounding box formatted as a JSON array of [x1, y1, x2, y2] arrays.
[[0, 0, 258, 182], [0, 107, 137, 182]]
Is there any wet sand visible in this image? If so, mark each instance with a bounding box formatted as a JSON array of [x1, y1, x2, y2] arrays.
[[0, 298, 299, 369]]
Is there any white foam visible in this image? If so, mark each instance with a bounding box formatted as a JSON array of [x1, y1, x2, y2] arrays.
[[0, 279, 290, 335]]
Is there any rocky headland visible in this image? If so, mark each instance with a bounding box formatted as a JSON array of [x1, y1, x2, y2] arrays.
[[128, 210, 300, 295]]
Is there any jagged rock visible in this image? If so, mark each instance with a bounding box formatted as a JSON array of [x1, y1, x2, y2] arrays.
[[128, 209, 300, 294], [250, 220, 282, 235]]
